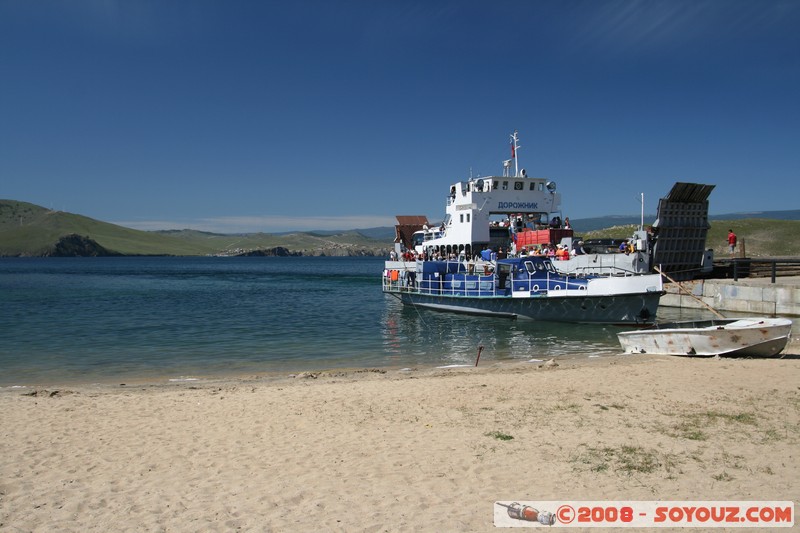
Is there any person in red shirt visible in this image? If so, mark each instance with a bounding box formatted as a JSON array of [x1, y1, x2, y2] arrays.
[[727, 229, 737, 256]]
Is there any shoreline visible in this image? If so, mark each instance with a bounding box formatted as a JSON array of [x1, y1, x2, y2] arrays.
[[0, 352, 633, 392], [2, 351, 799, 531], [3, 334, 798, 391], [0, 347, 621, 390]]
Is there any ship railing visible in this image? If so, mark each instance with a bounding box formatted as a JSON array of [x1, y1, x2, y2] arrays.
[[416, 275, 498, 297], [383, 261, 418, 293], [383, 277, 414, 293], [382, 273, 418, 293], [730, 258, 800, 283], [382, 269, 592, 296], [381, 271, 498, 297], [421, 230, 445, 242], [550, 251, 652, 276]]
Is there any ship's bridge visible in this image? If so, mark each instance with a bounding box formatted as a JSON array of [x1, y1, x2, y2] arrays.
[[448, 176, 553, 202]]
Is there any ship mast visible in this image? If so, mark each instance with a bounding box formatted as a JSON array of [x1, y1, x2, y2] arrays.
[[639, 192, 645, 231], [510, 130, 521, 177]]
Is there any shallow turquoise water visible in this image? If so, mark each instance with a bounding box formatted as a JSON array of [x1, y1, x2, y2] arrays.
[[0, 256, 715, 386]]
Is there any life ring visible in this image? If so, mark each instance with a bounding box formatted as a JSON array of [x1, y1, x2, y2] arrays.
[[532, 284, 540, 292]]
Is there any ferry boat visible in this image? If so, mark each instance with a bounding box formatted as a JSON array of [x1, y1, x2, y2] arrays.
[[382, 131, 664, 324]]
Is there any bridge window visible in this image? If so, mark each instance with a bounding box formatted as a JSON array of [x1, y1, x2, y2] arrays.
[[523, 260, 547, 273], [502, 181, 508, 190], [514, 182, 523, 190]]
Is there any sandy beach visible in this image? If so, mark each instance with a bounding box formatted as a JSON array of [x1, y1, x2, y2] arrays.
[[2, 345, 798, 532]]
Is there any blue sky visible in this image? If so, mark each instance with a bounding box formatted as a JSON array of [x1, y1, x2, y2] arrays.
[[2, 1, 798, 233]]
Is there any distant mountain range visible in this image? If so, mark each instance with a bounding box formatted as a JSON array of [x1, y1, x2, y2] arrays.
[[1, 198, 798, 257]]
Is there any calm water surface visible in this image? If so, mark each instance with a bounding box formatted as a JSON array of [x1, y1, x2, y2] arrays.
[[1, 256, 717, 386]]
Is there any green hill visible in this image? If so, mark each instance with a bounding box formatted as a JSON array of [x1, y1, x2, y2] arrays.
[[581, 219, 800, 258], [0, 200, 389, 257], [2, 199, 798, 258]]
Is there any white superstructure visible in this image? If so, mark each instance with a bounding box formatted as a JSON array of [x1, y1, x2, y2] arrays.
[[400, 131, 652, 276], [411, 131, 563, 259]]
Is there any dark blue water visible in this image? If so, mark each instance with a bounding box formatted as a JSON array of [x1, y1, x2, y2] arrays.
[[0, 256, 713, 386]]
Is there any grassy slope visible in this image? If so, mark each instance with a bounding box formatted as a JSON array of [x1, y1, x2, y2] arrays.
[[579, 219, 799, 258], [0, 200, 386, 256], [0, 200, 219, 255]]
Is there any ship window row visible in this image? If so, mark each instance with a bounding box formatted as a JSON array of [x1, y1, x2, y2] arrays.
[[493, 181, 544, 191]]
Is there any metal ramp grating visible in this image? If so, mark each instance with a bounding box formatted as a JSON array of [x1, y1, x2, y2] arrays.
[[651, 182, 716, 281]]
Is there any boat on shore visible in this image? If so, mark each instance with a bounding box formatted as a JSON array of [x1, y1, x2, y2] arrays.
[[382, 132, 664, 324], [617, 317, 793, 357]]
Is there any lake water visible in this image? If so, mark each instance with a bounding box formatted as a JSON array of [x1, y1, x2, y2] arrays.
[[0, 256, 717, 386]]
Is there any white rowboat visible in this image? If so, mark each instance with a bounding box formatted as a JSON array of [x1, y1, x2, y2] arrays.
[[617, 317, 793, 357]]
